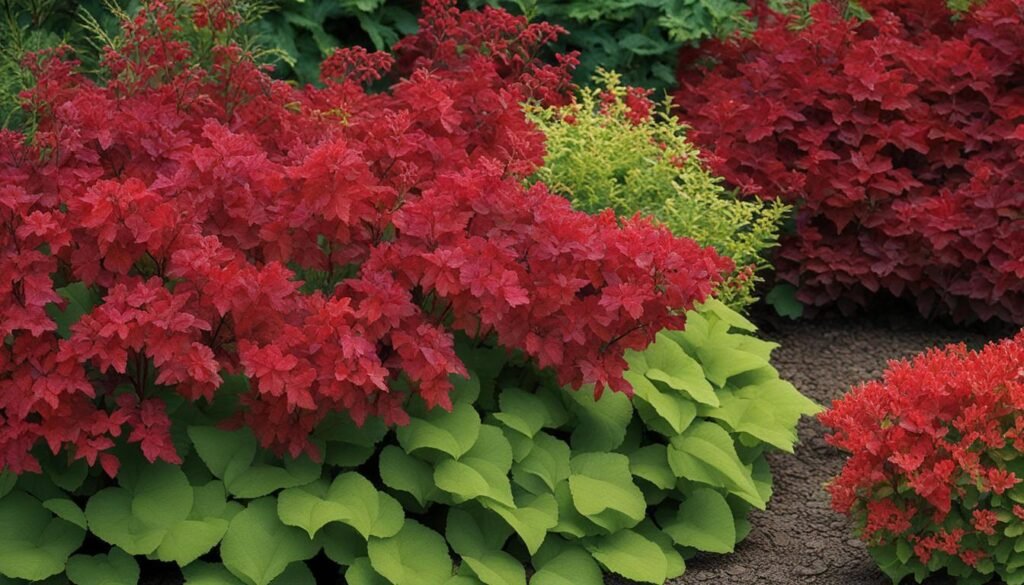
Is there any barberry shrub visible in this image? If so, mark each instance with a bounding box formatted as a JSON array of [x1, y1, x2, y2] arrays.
[[674, 0, 1024, 324], [527, 70, 788, 310], [822, 332, 1024, 584]]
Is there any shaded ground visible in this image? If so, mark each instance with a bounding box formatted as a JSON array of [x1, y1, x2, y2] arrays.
[[668, 313, 1015, 585]]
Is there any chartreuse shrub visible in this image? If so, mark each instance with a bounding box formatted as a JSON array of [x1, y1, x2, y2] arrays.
[[0, 299, 818, 585], [675, 0, 1024, 323], [527, 70, 788, 310], [822, 331, 1024, 584]]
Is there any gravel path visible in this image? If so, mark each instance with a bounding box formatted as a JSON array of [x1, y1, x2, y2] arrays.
[[671, 314, 1015, 585]]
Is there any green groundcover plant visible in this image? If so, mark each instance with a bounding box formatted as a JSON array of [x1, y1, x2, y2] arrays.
[[527, 70, 788, 310], [0, 299, 819, 585]]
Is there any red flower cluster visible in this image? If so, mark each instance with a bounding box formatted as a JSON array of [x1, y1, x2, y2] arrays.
[[821, 331, 1024, 576], [675, 0, 1024, 323], [0, 0, 727, 475]]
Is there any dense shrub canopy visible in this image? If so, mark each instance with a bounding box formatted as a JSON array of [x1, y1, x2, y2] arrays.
[[0, 0, 728, 476], [675, 0, 1024, 323], [822, 331, 1024, 584], [528, 71, 788, 309]]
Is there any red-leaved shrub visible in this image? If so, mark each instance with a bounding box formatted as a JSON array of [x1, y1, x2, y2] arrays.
[[675, 0, 1024, 323], [822, 331, 1024, 582], [0, 0, 728, 475]]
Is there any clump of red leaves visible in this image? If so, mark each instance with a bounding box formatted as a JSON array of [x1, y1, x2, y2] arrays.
[[0, 0, 728, 475], [675, 0, 1024, 323], [821, 331, 1024, 581]]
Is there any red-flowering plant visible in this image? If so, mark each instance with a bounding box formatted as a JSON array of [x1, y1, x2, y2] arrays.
[[674, 0, 1024, 323], [0, 0, 728, 477], [821, 331, 1024, 584]]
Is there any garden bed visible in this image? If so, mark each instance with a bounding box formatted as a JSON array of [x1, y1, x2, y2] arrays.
[[661, 313, 1013, 585]]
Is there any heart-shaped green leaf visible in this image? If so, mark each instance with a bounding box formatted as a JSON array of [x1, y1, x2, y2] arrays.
[[568, 453, 645, 533], [668, 421, 764, 509], [367, 520, 453, 585], [397, 402, 481, 459], [220, 498, 319, 585], [0, 491, 86, 581], [66, 549, 139, 585], [661, 488, 736, 553], [278, 472, 404, 539]]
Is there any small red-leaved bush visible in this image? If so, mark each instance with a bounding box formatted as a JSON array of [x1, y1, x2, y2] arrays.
[[675, 0, 1024, 323], [822, 331, 1024, 583], [0, 0, 728, 475]]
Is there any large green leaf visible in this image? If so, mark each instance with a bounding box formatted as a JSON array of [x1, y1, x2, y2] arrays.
[[642, 332, 718, 406], [703, 379, 821, 453], [529, 544, 603, 585], [511, 432, 570, 495], [346, 557, 391, 585], [317, 415, 388, 468], [661, 488, 736, 553], [66, 549, 139, 585], [0, 491, 85, 581], [379, 446, 438, 507], [320, 524, 367, 566], [626, 370, 697, 437], [668, 422, 765, 509], [565, 387, 632, 452], [493, 388, 549, 439], [568, 453, 645, 533], [85, 463, 194, 556], [367, 520, 453, 585], [397, 402, 481, 460], [628, 445, 675, 491], [482, 493, 558, 555], [584, 530, 668, 584], [188, 427, 321, 499], [435, 425, 514, 507], [220, 498, 319, 585], [278, 473, 403, 539], [446, 509, 524, 585]]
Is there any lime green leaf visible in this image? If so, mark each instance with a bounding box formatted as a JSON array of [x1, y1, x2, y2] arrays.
[[482, 493, 558, 555], [703, 379, 821, 452], [661, 488, 736, 553], [585, 530, 667, 584], [628, 445, 675, 490], [397, 402, 481, 459], [321, 523, 368, 566], [379, 446, 438, 507], [42, 498, 87, 530], [634, 520, 685, 579], [0, 491, 86, 581], [182, 561, 246, 585], [626, 371, 697, 437], [493, 389, 548, 439], [565, 388, 632, 452], [435, 425, 514, 506], [221, 498, 319, 585], [85, 463, 194, 555], [66, 549, 139, 585], [346, 557, 390, 585], [155, 519, 230, 566], [368, 520, 453, 585], [551, 482, 601, 539], [642, 333, 718, 406], [699, 298, 757, 332], [512, 432, 570, 495], [696, 344, 770, 388], [568, 453, 645, 532], [278, 472, 404, 540], [187, 427, 320, 499], [446, 509, 524, 585], [530, 544, 602, 585], [668, 422, 765, 509]]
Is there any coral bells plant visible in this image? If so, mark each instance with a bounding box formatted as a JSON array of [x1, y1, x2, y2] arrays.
[[822, 331, 1024, 584], [0, 0, 728, 478], [674, 0, 1024, 323]]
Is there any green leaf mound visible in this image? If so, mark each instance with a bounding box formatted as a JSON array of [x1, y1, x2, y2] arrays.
[[0, 302, 818, 585], [527, 71, 790, 310]]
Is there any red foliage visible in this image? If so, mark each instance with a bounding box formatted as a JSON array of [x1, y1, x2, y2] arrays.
[[0, 1, 727, 474], [675, 0, 1024, 323], [821, 331, 1024, 573]]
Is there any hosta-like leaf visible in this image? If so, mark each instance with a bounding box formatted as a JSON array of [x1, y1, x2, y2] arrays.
[[66, 549, 139, 585], [568, 453, 645, 533], [379, 446, 438, 507], [697, 344, 770, 388], [642, 332, 718, 407], [0, 491, 85, 581], [482, 493, 558, 555], [565, 387, 632, 452], [668, 422, 765, 509], [367, 520, 453, 585], [397, 402, 481, 459], [221, 498, 319, 585], [188, 427, 320, 499], [661, 488, 736, 553], [626, 370, 697, 437], [278, 473, 404, 539], [511, 432, 570, 495], [446, 509, 524, 585], [628, 445, 675, 491], [703, 379, 821, 452], [529, 544, 603, 585], [584, 530, 668, 584], [493, 388, 549, 439], [634, 520, 685, 580], [435, 425, 514, 506]]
